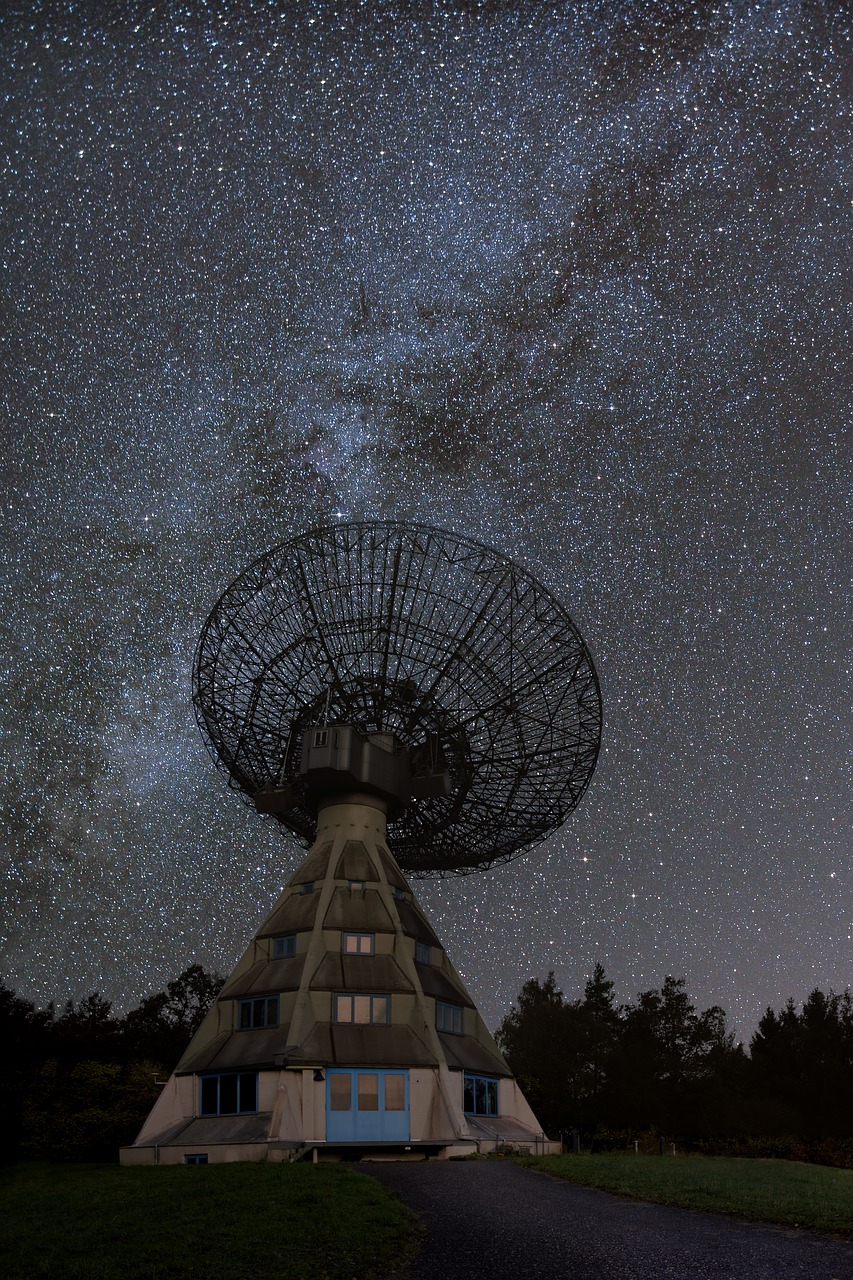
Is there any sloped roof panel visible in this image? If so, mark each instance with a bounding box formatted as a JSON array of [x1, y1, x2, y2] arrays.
[[416, 963, 474, 1007], [438, 1032, 511, 1077], [341, 954, 414, 991], [178, 1027, 294, 1073], [260, 889, 320, 935], [310, 953, 345, 989], [289, 1020, 333, 1063], [330, 1023, 436, 1067], [223, 955, 306, 998], [289, 841, 333, 885], [395, 898, 442, 946], [465, 1115, 540, 1141], [165, 1113, 274, 1145], [334, 840, 374, 881], [377, 846, 408, 890], [323, 887, 394, 930]]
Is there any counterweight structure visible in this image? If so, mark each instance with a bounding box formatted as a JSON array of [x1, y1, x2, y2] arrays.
[[122, 523, 601, 1163]]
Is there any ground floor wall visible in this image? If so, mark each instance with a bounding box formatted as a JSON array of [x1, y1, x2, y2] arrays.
[[120, 1064, 559, 1165]]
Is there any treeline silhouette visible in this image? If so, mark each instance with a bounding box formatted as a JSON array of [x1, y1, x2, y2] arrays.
[[495, 966, 853, 1168], [0, 965, 223, 1162], [3, 964, 852, 1165]]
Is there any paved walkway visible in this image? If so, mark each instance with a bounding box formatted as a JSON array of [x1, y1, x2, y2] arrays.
[[367, 1160, 853, 1279]]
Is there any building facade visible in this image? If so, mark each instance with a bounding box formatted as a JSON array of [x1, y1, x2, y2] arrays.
[[121, 795, 558, 1164]]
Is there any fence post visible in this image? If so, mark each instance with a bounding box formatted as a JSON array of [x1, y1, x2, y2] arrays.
[[571, 1129, 580, 1154], [658, 1134, 665, 1156]]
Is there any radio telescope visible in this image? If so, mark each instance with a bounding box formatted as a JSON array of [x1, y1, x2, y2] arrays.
[[123, 522, 601, 1165], [193, 521, 601, 874]]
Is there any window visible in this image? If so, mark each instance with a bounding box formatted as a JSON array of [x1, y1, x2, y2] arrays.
[[384, 1073, 405, 1110], [184, 1153, 208, 1164], [349, 880, 365, 892], [272, 934, 296, 959], [358, 1073, 379, 1111], [343, 932, 374, 955], [463, 1073, 499, 1116], [199, 1072, 257, 1116], [436, 1000, 463, 1035], [313, 730, 328, 747], [415, 941, 430, 965], [327, 1070, 407, 1116], [393, 886, 407, 900], [300, 881, 314, 895], [330, 1073, 351, 1111], [334, 993, 388, 1024], [239, 996, 278, 1030]]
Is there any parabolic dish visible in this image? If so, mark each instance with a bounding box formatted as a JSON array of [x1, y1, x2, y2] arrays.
[[193, 522, 601, 875]]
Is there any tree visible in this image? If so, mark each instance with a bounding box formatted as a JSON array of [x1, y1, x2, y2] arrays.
[[609, 977, 741, 1132], [0, 965, 223, 1161], [0, 986, 54, 1161], [496, 967, 625, 1133], [52, 992, 118, 1060], [120, 964, 224, 1070], [750, 989, 853, 1137]]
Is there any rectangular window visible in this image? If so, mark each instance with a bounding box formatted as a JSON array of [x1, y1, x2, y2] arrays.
[[199, 1072, 258, 1116], [184, 1154, 208, 1164], [334, 993, 389, 1024], [357, 1073, 379, 1111], [349, 880, 365, 892], [238, 996, 278, 1030], [272, 934, 296, 959], [415, 941, 430, 965], [219, 1073, 238, 1113], [300, 881, 314, 895], [313, 730, 328, 747], [436, 1000, 463, 1035], [393, 886, 407, 900], [330, 1073, 351, 1111], [463, 1073, 499, 1116], [384, 1073, 405, 1111], [342, 932, 374, 955]]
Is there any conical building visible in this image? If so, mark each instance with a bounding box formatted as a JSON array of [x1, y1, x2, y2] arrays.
[[121, 524, 601, 1165], [122, 729, 557, 1163]]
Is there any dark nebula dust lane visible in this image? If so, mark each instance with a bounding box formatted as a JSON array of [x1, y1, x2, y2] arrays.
[[0, 2, 849, 1037]]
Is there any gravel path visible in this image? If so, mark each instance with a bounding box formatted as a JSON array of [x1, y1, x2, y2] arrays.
[[367, 1160, 853, 1279]]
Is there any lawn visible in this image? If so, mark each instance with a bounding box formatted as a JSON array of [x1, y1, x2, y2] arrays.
[[517, 1152, 853, 1236], [0, 1161, 422, 1280]]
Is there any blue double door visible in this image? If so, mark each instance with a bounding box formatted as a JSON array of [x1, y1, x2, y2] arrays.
[[326, 1068, 409, 1142]]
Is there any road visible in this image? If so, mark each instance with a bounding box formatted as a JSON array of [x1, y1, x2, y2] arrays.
[[367, 1159, 853, 1279]]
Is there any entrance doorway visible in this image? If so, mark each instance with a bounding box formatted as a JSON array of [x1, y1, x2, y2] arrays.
[[326, 1069, 410, 1142]]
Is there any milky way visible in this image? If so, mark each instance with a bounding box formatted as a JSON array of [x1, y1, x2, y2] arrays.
[[1, 1, 849, 1038]]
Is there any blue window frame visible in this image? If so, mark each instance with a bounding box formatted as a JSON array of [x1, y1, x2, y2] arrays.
[[239, 996, 278, 1030], [415, 941, 430, 965], [342, 932, 374, 955], [184, 1153, 208, 1164], [334, 993, 388, 1024], [272, 934, 296, 959], [436, 1000, 463, 1035], [463, 1073, 499, 1116], [199, 1072, 257, 1116]]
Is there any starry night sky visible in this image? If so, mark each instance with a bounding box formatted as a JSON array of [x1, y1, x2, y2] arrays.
[[1, 1, 849, 1039]]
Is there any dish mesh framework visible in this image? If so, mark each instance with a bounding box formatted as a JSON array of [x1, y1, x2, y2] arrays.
[[193, 522, 601, 875]]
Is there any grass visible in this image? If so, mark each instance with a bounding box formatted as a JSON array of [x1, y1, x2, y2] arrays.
[[0, 1161, 422, 1280], [517, 1152, 853, 1237]]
